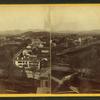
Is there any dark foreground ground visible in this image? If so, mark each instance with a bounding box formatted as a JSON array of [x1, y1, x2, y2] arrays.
[[0, 78, 38, 93]]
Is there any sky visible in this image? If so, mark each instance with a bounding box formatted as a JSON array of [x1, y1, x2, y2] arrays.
[[51, 5, 100, 32], [0, 5, 100, 32], [0, 5, 49, 31]]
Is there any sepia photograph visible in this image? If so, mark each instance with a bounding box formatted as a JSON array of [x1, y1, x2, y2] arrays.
[[0, 4, 100, 95], [51, 5, 100, 94], [0, 5, 50, 94]]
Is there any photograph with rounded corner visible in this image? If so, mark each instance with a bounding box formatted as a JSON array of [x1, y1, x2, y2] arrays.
[[0, 5, 50, 94], [51, 5, 100, 94]]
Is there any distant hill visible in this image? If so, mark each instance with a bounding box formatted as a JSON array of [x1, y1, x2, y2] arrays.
[[0, 30, 26, 36], [1, 29, 100, 37], [52, 30, 100, 35], [21, 31, 49, 37], [0, 30, 49, 37]]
